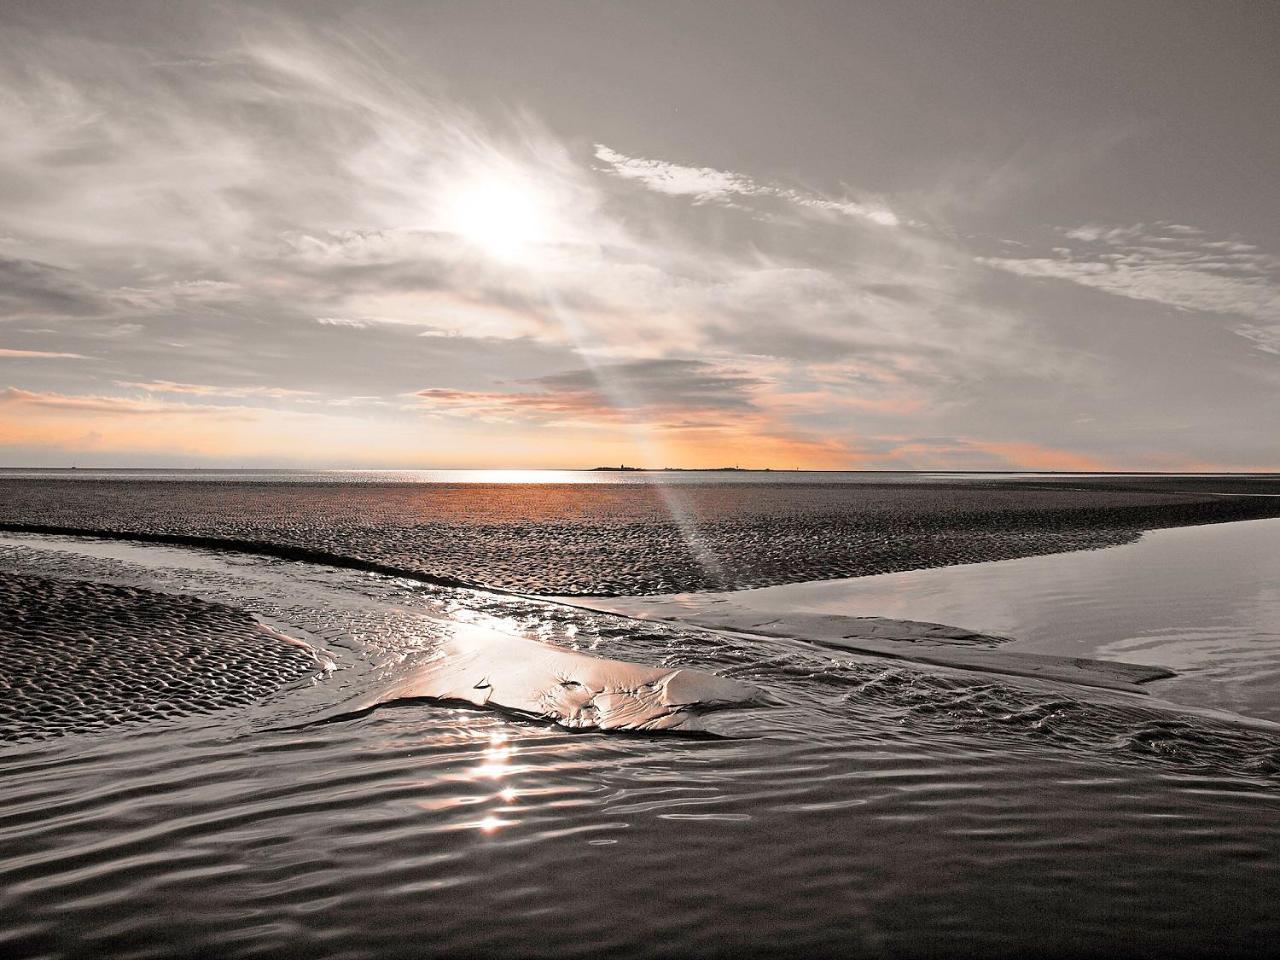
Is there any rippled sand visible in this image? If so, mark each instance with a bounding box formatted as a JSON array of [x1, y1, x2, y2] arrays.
[[3, 534, 1280, 958], [5, 475, 1280, 593], [0, 573, 321, 742]]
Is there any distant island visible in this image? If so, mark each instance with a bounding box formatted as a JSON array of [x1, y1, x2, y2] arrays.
[[591, 465, 769, 472]]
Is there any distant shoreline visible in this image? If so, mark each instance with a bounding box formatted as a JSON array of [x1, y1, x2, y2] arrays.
[[6, 474, 1280, 595], [4, 466, 1280, 477], [590, 465, 763, 472]]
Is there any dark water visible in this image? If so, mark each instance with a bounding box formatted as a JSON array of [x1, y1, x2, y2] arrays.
[[2, 534, 1280, 959]]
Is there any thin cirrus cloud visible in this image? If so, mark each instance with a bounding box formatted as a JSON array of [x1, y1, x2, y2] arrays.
[[0, 386, 245, 416], [980, 221, 1280, 353], [0, 4, 1277, 470], [0, 347, 87, 359], [0, 11, 1041, 440], [114, 380, 320, 400], [0, 257, 109, 319], [594, 145, 901, 227]]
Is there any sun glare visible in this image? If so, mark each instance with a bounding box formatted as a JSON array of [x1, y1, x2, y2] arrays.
[[446, 173, 553, 263]]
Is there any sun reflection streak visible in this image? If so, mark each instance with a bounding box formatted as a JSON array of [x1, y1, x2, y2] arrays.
[[427, 149, 738, 583], [470, 731, 515, 780], [466, 729, 522, 833], [536, 285, 727, 585]]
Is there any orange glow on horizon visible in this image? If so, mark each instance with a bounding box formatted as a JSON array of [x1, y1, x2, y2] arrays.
[[4, 390, 1275, 472]]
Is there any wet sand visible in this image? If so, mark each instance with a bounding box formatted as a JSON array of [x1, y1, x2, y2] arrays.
[[560, 595, 1177, 694], [0, 573, 322, 742], [4, 474, 1280, 594], [665, 516, 1280, 723], [3, 533, 1280, 959], [346, 619, 759, 733], [5, 477, 1280, 957]]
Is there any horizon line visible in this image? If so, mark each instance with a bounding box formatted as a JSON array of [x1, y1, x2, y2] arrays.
[[3, 466, 1280, 477]]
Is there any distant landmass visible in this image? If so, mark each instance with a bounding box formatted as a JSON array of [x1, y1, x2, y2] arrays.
[[591, 465, 768, 472]]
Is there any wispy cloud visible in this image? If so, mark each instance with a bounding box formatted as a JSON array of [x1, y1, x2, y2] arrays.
[[593, 146, 754, 203], [0, 386, 247, 416], [0, 385, 451, 466], [114, 380, 319, 400], [1234, 325, 1280, 356], [410, 356, 863, 468], [0, 347, 86, 359], [0, 12, 1033, 440], [594, 145, 900, 226], [980, 221, 1280, 352], [0, 257, 108, 318], [0, 5, 1275, 470], [414, 359, 766, 428]]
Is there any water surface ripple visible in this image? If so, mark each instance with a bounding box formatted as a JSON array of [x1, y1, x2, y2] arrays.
[[1, 535, 1279, 958]]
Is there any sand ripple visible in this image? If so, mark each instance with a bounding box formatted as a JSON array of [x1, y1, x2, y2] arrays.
[[5, 477, 1280, 594], [4, 536, 1280, 959], [0, 574, 319, 741]]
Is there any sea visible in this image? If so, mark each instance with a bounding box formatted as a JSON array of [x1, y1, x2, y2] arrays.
[[2, 470, 1279, 959]]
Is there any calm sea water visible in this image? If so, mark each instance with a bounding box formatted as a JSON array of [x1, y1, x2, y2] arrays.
[[707, 518, 1280, 723], [3, 525, 1280, 958]]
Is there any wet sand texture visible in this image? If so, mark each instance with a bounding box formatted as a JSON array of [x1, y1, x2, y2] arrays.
[[4, 476, 1280, 594], [0, 573, 318, 741], [345, 620, 758, 732], [571, 596, 1176, 693], [5, 539, 1280, 958]]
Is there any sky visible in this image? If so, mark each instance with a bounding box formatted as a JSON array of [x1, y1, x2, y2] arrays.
[[1, 0, 1277, 470]]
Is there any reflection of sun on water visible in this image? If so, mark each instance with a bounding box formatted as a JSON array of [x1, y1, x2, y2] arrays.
[[468, 731, 520, 833], [472, 731, 515, 780]]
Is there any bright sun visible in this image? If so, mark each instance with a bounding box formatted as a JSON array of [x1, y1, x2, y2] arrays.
[[446, 174, 553, 263]]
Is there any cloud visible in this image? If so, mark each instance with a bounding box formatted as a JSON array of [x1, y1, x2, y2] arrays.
[[0, 347, 86, 359], [0, 257, 107, 319], [594, 144, 900, 227], [1234, 324, 1280, 356], [980, 222, 1280, 349], [409, 356, 899, 469], [0, 386, 252, 416], [113, 380, 319, 400], [414, 358, 767, 428], [592, 145, 758, 203], [109, 280, 244, 312], [0, 385, 456, 467], [1, 7, 1273, 470], [0, 11, 1011, 433]]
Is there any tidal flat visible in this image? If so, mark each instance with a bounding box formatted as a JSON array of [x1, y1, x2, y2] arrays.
[[3, 471, 1280, 594], [2, 472, 1280, 958]]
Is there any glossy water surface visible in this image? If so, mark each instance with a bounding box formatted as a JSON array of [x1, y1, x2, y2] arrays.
[[2, 532, 1279, 959], [710, 518, 1280, 723]]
